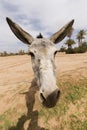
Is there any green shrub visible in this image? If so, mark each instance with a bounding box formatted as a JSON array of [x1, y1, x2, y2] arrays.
[[65, 42, 87, 54], [59, 46, 66, 52], [65, 48, 74, 54]]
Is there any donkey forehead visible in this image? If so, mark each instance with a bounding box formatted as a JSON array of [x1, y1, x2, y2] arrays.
[[29, 38, 57, 54]]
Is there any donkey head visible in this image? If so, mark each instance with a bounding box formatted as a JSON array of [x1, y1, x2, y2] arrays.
[[6, 17, 74, 108]]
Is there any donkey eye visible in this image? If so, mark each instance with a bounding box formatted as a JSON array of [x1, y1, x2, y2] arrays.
[[54, 51, 58, 56], [29, 52, 35, 58]]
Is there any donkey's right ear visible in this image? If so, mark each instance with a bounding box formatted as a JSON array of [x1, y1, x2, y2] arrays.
[[6, 17, 34, 45]]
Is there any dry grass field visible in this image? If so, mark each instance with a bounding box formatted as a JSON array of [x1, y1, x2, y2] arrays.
[[0, 53, 87, 130]]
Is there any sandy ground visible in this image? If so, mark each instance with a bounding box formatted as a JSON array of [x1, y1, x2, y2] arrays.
[[0, 53, 87, 115]]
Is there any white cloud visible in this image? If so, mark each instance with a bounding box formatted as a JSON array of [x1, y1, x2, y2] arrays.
[[0, 0, 87, 52]]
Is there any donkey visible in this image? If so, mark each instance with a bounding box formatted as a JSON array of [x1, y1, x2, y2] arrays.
[[6, 17, 74, 108]]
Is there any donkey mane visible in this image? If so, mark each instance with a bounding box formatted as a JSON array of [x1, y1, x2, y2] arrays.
[[36, 33, 43, 39]]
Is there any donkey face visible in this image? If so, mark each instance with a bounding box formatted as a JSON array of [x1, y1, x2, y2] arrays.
[[6, 17, 74, 107], [29, 39, 59, 107]]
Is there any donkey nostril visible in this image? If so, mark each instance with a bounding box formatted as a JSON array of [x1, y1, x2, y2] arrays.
[[40, 93, 46, 101], [56, 90, 60, 99]]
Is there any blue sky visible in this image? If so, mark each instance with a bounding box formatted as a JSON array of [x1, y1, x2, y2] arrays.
[[0, 0, 87, 52]]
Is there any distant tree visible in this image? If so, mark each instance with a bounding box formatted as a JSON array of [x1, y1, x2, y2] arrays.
[[78, 42, 87, 53], [18, 50, 25, 55], [65, 39, 75, 49], [59, 46, 66, 52], [3, 51, 8, 56], [0, 53, 3, 56], [76, 30, 86, 46], [9, 52, 15, 56], [65, 27, 75, 54]]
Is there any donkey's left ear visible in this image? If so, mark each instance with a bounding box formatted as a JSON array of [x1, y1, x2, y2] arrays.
[[50, 19, 74, 44]]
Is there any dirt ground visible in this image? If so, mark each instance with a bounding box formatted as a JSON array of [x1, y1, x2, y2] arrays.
[[0, 53, 87, 113], [0, 53, 87, 129]]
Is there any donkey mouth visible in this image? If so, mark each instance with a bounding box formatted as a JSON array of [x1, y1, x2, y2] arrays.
[[40, 90, 60, 108], [40, 93, 46, 102]]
